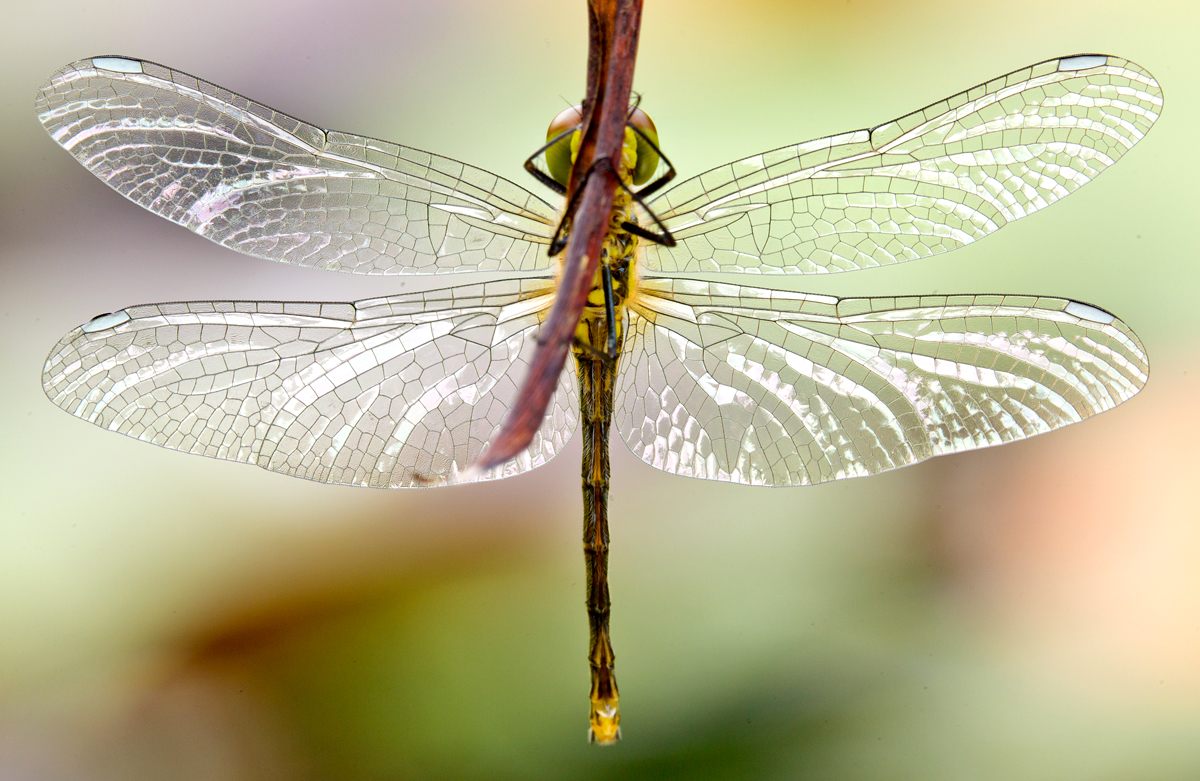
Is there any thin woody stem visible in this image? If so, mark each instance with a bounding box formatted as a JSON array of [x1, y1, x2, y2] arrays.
[[477, 0, 643, 470]]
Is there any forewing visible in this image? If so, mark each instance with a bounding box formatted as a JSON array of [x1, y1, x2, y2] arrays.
[[618, 278, 1147, 486], [37, 56, 560, 274], [43, 279, 576, 487], [642, 55, 1161, 275]]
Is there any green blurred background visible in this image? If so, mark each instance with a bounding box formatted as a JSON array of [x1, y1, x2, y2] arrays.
[[2, 0, 1198, 778]]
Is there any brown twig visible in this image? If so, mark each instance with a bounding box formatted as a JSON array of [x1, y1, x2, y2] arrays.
[[477, 0, 643, 471]]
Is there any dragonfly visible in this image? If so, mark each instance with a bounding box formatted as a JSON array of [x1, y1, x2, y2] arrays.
[[37, 53, 1160, 744]]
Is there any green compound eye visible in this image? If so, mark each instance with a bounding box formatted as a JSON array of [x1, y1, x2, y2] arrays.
[[627, 107, 659, 186], [545, 105, 583, 187], [543, 104, 660, 187]]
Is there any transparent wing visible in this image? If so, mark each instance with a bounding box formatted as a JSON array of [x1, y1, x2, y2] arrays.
[[641, 54, 1162, 275], [37, 56, 561, 275], [618, 278, 1147, 486], [43, 279, 577, 487]]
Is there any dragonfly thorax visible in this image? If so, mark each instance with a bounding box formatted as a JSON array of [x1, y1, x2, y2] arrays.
[[542, 103, 651, 349]]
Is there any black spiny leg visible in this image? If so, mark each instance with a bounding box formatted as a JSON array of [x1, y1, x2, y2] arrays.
[[547, 161, 598, 256], [525, 118, 681, 255], [626, 123, 677, 200], [523, 127, 574, 196], [601, 264, 618, 358], [572, 264, 621, 364]]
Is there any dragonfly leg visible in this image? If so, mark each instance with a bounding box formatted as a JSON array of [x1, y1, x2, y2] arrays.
[[543, 125, 677, 255], [568, 261, 621, 363], [619, 217, 675, 247], [547, 173, 589, 256], [602, 265, 618, 358], [625, 121, 677, 199], [611, 171, 676, 247], [584, 154, 677, 248], [571, 337, 614, 363], [523, 126, 573, 196]]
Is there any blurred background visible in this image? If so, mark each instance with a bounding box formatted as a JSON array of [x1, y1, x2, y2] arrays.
[[2, 0, 1197, 778]]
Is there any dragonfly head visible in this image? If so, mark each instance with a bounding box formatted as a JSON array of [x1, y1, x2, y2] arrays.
[[544, 104, 660, 188]]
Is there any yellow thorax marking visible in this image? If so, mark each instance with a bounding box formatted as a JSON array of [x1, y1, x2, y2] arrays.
[[563, 125, 641, 325]]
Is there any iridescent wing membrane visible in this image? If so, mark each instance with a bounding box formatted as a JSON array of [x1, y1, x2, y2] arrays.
[[43, 280, 575, 486], [620, 280, 1147, 485], [39, 54, 1159, 485], [641, 55, 1162, 274], [36, 56, 560, 274]]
